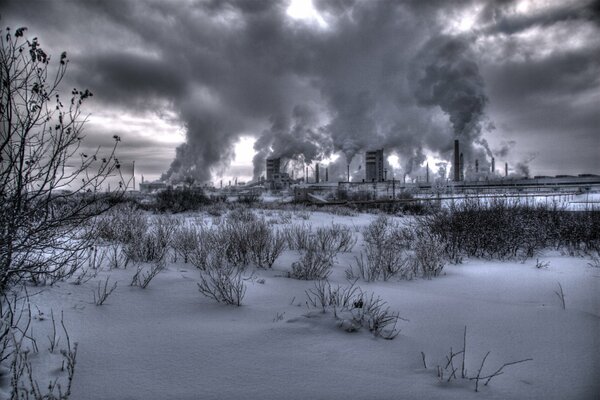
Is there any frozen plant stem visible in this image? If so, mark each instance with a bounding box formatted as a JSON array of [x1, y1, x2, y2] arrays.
[[93, 277, 117, 306], [554, 282, 566, 310]]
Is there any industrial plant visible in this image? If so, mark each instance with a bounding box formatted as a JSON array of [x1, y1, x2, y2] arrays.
[[136, 138, 599, 205]]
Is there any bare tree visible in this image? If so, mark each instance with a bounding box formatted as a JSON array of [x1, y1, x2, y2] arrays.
[[0, 26, 124, 292]]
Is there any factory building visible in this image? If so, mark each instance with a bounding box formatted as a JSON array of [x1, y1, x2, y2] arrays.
[[265, 157, 291, 190], [365, 149, 385, 182], [266, 158, 280, 181]]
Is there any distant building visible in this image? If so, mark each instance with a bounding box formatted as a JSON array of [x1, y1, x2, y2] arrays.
[[266, 158, 281, 181], [365, 149, 384, 182], [265, 157, 290, 189]]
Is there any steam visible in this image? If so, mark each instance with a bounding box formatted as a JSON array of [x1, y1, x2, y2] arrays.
[[410, 34, 490, 163]]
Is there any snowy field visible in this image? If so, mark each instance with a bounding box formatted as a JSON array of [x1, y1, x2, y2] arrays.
[[4, 210, 599, 400]]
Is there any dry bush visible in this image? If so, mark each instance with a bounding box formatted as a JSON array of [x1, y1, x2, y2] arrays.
[[1, 292, 78, 399], [413, 229, 446, 279], [189, 218, 285, 270], [172, 223, 206, 264], [420, 199, 600, 262], [284, 224, 313, 251], [197, 256, 247, 306], [96, 203, 148, 244], [290, 248, 334, 280], [423, 326, 532, 392], [93, 276, 117, 305], [305, 280, 402, 339], [250, 228, 286, 269], [122, 216, 178, 264], [227, 206, 257, 223], [284, 223, 356, 255], [130, 261, 165, 289], [347, 216, 416, 281], [314, 224, 357, 253]]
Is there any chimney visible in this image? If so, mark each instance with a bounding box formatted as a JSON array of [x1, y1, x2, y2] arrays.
[[459, 153, 464, 181], [306, 166, 309, 183], [347, 165, 350, 182], [475, 159, 479, 173], [426, 163, 429, 183], [325, 167, 329, 182], [453, 139, 460, 182], [505, 162, 508, 177], [315, 163, 320, 184], [491, 157, 495, 174]]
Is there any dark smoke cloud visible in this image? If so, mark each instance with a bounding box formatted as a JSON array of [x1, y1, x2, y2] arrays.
[[410, 34, 490, 161], [3, 0, 599, 181]]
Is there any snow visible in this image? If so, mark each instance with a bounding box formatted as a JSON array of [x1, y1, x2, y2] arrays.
[[13, 211, 600, 400]]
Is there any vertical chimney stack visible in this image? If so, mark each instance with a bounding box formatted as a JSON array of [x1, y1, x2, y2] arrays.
[[475, 159, 479, 173], [505, 162, 508, 177], [491, 157, 495, 174], [453, 139, 460, 182], [325, 167, 328, 182], [347, 165, 350, 182], [426, 163, 429, 183], [315, 163, 320, 184]]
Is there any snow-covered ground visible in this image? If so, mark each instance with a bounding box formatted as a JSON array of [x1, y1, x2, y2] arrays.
[[12, 211, 600, 400]]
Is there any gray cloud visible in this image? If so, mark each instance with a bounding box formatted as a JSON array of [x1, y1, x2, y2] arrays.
[[2, 0, 599, 182]]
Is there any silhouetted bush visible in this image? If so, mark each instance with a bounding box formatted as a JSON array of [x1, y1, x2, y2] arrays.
[[421, 199, 600, 261], [155, 188, 211, 213]]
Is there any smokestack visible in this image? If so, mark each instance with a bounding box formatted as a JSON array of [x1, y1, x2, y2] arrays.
[[505, 162, 508, 177], [325, 167, 328, 182], [306, 166, 309, 183], [220, 180, 222, 189], [347, 165, 350, 182], [459, 153, 464, 181], [491, 157, 495, 174], [315, 163, 320, 184], [453, 139, 460, 182], [426, 163, 429, 183], [475, 159, 479, 173]]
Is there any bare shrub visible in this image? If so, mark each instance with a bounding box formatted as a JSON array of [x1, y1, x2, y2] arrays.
[[1, 291, 78, 399], [96, 203, 148, 244], [227, 206, 257, 223], [347, 216, 415, 281], [250, 228, 286, 269], [420, 199, 600, 261], [211, 218, 285, 269], [130, 261, 165, 289], [188, 228, 217, 271], [205, 203, 227, 217], [554, 282, 566, 309], [284, 224, 313, 251], [294, 210, 311, 220], [171, 223, 204, 264], [305, 280, 402, 339], [424, 326, 532, 392], [314, 224, 357, 253], [0, 26, 124, 294], [155, 187, 211, 213], [92, 276, 117, 306], [290, 248, 334, 280], [122, 216, 178, 264], [197, 259, 247, 306], [413, 229, 446, 279]]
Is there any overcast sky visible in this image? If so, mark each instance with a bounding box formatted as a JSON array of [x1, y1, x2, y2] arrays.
[[3, 0, 599, 184]]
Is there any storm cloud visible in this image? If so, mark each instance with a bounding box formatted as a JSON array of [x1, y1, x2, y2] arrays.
[[3, 0, 599, 182]]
